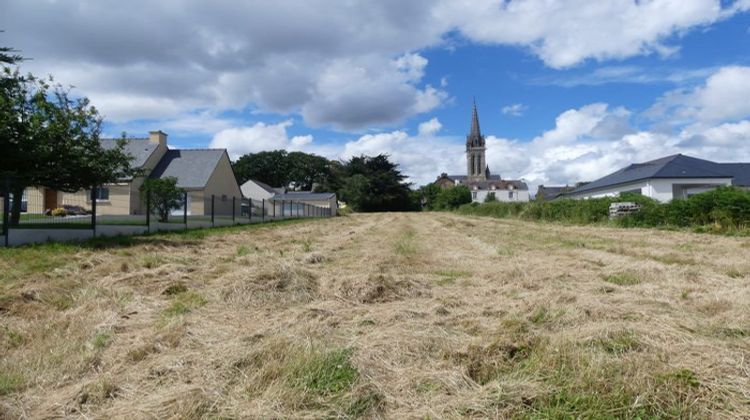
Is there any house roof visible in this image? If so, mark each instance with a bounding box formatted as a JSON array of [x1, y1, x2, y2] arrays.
[[101, 138, 158, 168], [272, 191, 336, 201], [149, 149, 226, 189], [246, 179, 278, 194], [570, 154, 736, 195], [537, 185, 575, 200], [720, 163, 750, 187], [466, 179, 529, 191], [446, 174, 502, 182]]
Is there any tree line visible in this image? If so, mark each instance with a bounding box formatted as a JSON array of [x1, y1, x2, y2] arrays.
[[233, 151, 419, 212]]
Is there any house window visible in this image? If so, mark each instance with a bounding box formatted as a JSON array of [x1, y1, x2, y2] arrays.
[[472, 192, 477, 200], [95, 187, 109, 201], [509, 191, 514, 199], [488, 192, 496, 200]]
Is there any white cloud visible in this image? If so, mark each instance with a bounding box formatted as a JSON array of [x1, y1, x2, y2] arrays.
[[3, 0, 747, 131], [209, 120, 307, 159], [649, 65, 750, 125], [435, 0, 745, 68], [418, 118, 442, 136], [501, 103, 528, 117]]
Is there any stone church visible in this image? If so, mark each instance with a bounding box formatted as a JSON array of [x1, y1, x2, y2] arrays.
[[434, 102, 529, 203]]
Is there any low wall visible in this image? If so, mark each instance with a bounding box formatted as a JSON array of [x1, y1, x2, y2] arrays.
[[96, 225, 149, 238], [8, 229, 94, 246]]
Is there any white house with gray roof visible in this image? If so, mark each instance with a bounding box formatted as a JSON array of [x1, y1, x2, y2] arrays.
[[241, 179, 338, 216], [565, 154, 750, 202]]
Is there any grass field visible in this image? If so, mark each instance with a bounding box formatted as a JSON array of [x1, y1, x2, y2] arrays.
[[1, 213, 749, 418]]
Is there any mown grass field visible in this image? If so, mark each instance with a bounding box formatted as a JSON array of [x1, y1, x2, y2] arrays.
[[1, 213, 749, 418]]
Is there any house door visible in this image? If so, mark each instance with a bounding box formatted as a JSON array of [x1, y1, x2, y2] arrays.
[[44, 188, 58, 211]]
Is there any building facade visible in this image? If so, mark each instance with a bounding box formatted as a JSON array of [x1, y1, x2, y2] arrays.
[[434, 102, 529, 203]]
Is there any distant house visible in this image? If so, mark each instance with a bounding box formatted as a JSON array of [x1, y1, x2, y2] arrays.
[[565, 154, 750, 202], [433, 102, 529, 203], [23, 131, 242, 216], [240, 179, 338, 215], [536, 184, 583, 201]]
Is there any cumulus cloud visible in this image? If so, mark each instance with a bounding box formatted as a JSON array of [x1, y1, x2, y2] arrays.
[[501, 103, 528, 117], [436, 0, 749, 68], [418, 118, 442, 136], [649, 66, 750, 124], [209, 120, 316, 159], [3, 0, 747, 130]]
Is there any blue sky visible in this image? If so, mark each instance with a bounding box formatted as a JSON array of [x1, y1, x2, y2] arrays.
[[3, 1, 750, 188]]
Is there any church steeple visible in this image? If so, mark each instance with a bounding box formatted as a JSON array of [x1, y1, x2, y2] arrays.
[[466, 99, 487, 181], [469, 99, 482, 144]]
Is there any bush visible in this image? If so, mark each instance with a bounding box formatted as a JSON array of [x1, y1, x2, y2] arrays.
[[50, 207, 67, 217], [456, 187, 750, 234], [433, 186, 472, 210]]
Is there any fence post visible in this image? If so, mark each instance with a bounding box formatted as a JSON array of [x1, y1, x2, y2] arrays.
[[232, 196, 236, 223], [183, 191, 188, 229], [91, 186, 97, 237], [249, 199, 252, 223], [272, 199, 276, 219], [261, 199, 265, 222], [3, 178, 9, 247], [146, 188, 151, 233], [211, 194, 215, 226]]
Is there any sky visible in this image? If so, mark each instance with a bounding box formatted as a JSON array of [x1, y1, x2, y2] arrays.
[[3, 0, 750, 190]]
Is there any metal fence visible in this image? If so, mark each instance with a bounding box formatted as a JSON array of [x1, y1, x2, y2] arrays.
[[1, 178, 333, 247]]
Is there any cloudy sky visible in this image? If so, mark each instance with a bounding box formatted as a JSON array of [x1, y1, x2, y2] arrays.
[[3, 0, 750, 188]]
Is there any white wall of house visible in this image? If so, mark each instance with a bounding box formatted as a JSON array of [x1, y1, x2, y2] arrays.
[[471, 189, 530, 203], [568, 178, 732, 202], [241, 180, 275, 201]]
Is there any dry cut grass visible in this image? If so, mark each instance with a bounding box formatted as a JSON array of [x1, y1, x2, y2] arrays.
[[1, 213, 749, 419]]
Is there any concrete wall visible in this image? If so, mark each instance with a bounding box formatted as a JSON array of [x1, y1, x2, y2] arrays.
[[471, 189, 530, 203]]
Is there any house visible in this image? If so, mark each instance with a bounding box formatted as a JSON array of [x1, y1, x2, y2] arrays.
[[535, 184, 584, 201], [565, 154, 750, 202], [240, 179, 338, 216], [23, 131, 242, 216], [434, 102, 529, 203]]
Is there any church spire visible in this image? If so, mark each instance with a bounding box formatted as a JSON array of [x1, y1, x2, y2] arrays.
[[470, 98, 481, 140]]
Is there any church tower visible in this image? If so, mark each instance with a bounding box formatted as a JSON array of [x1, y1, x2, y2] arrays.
[[466, 100, 487, 181]]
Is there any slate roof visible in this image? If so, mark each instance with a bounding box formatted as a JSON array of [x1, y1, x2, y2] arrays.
[[721, 163, 750, 187], [149, 149, 226, 189], [101, 138, 158, 168], [447, 174, 502, 182], [537, 185, 575, 201], [272, 191, 336, 201], [570, 154, 740, 194]]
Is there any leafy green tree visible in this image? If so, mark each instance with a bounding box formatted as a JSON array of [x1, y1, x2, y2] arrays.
[[286, 151, 333, 190], [1, 64, 133, 224], [484, 192, 498, 203], [338, 155, 417, 212], [232, 150, 290, 187], [140, 177, 183, 222], [415, 183, 442, 210], [433, 186, 472, 210]]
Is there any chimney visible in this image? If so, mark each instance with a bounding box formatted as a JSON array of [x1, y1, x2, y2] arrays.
[[148, 130, 167, 147]]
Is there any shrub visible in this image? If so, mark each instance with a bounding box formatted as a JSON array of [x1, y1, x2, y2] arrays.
[[433, 186, 472, 210], [457, 187, 750, 234], [50, 207, 67, 217]]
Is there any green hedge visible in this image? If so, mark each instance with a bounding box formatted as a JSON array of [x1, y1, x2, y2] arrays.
[[456, 186, 750, 233]]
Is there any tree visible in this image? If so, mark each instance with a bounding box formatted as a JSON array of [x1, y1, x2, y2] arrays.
[[415, 184, 442, 210], [141, 177, 183, 222], [484, 192, 497, 203], [338, 155, 417, 212], [232, 150, 334, 191], [1, 64, 134, 224], [232, 150, 290, 187], [433, 186, 472, 210]]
